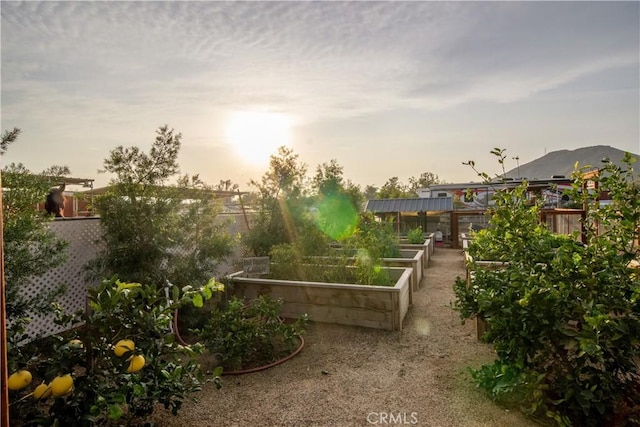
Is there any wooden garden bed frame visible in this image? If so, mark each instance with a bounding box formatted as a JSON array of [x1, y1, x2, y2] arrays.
[[398, 234, 434, 271], [227, 267, 413, 331]]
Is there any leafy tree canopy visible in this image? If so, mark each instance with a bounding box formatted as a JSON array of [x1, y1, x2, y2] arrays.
[[377, 172, 441, 199], [91, 125, 233, 286]]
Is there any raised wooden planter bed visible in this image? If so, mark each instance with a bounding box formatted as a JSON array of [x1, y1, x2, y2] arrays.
[[398, 235, 433, 271], [382, 249, 424, 292], [310, 249, 424, 294], [227, 267, 413, 331]]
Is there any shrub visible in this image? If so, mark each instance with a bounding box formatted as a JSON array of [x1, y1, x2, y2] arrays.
[[407, 227, 424, 244], [345, 212, 401, 259], [198, 295, 307, 372], [89, 126, 234, 287], [454, 150, 640, 426], [8, 276, 223, 425]]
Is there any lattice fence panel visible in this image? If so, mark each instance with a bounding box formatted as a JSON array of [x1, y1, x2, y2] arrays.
[[216, 212, 252, 276], [20, 218, 103, 340], [17, 212, 251, 341]]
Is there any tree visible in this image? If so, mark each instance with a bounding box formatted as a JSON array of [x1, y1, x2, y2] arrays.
[[454, 149, 640, 426], [341, 181, 365, 212], [312, 159, 364, 211], [363, 185, 378, 201], [245, 146, 310, 256], [90, 125, 233, 287], [215, 179, 239, 192], [311, 159, 344, 196], [1, 129, 70, 372], [100, 125, 180, 186], [378, 173, 441, 199], [378, 177, 410, 199], [310, 159, 362, 241], [6, 127, 226, 424], [408, 172, 441, 195], [1, 127, 21, 154]]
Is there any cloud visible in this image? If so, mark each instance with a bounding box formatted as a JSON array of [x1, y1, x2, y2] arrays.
[[3, 2, 637, 120], [1, 1, 637, 187]]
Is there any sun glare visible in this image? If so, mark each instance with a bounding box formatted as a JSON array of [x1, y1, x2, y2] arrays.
[[225, 111, 292, 164]]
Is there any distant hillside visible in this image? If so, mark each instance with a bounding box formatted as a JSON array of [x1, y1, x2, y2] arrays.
[[505, 145, 640, 180]]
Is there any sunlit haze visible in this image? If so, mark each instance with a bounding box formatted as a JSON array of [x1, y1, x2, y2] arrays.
[[1, 2, 638, 190], [226, 111, 292, 165]]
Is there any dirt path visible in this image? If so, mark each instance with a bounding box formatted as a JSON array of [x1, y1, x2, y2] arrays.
[[153, 248, 537, 426]]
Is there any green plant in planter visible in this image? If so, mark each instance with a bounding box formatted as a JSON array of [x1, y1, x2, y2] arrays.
[[454, 148, 640, 426], [8, 276, 223, 425], [269, 241, 393, 286], [406, 227, 424, 244], [198, 295, 307, 372], [353, 249, 393, 286], [336, 212, 398, 286], [269, 242, 307, 281], [346, 212, 401, 259], [269, 241, 347, 283]]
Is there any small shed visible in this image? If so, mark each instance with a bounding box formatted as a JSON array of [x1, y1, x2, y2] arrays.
[[365, 197, 454, 237]]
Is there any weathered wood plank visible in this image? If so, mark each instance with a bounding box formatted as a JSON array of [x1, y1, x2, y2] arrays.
[[234, 284, 395, 311], [228, 267, 412, 331], [384, 250, 423, 292], [399, 240, 430, 271]]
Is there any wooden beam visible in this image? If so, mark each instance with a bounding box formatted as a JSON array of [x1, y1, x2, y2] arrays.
[[451, 211, 459, 248]]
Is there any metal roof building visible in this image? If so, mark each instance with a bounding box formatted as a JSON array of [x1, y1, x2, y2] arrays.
[[365, 197, 453, 213]]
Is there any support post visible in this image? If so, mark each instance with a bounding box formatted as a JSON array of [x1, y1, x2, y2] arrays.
[[451, 211, 459, 248]]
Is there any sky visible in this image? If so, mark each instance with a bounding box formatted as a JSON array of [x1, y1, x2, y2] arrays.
[[1, 1, 639, 191]]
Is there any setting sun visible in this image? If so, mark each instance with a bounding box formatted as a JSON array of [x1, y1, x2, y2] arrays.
[[225, 111, 292, 164]]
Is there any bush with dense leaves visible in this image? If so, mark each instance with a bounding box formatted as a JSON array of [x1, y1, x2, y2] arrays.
[[454, 150, 640, 426], [88, 126, 234, 287], [406, 227, 425, 244], [8, 276, 223, 425], [198, 295, 307, 372]]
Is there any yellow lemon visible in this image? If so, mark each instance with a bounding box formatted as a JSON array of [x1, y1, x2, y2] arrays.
[[8, 370, 32, 390], [68, 339, 83, 349], [126, 355, 145, 373], [33, 382, 52, 400], [114, 339, 135, 357], [50, 374, 73, 397]]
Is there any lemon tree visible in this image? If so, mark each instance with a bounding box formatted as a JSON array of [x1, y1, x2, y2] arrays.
[[454, 150, 640, 426], [8, 276, 223, 425]]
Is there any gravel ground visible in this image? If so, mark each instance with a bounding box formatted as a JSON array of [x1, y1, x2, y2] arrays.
[[151, 248, 538, 427]]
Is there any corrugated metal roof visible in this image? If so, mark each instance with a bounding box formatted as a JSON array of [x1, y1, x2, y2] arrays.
[[365, 197, 453, 213]]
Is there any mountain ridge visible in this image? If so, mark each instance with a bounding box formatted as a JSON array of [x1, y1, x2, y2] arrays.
[[505, 145, 639, 180]]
